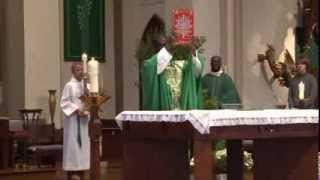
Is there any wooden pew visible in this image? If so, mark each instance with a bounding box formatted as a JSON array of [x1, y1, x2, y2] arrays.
[[0, 117, 10, 169]]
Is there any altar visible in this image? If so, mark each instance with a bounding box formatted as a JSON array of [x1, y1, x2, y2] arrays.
[[115, 109, 318, 180]]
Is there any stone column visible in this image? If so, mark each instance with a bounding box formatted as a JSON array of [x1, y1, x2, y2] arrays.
[[192, 0, 221, 73], [219, 0, 244, 98], [2, 0, 25, 118]]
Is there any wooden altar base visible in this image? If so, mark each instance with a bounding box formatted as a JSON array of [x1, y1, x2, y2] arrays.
[[253, 137, 318, 180], [122, 122, 193, 180], [200, 124, 319, 180], [122, 121, 318, 180]]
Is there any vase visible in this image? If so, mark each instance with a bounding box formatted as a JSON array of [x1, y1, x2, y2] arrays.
[[48, 90, 56, 127]]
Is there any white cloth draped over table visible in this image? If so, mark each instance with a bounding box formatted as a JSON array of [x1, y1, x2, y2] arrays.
[[115, 110, 191, 130], [60, 77, 90, 171], [115, 109, 319, 134]]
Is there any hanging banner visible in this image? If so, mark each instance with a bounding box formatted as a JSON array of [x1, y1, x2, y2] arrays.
[[172, 9, 194, 44]]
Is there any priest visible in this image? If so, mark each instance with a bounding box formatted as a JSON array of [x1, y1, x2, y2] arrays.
[[202, 56, 240, 109], [141, 33, 205, 110]]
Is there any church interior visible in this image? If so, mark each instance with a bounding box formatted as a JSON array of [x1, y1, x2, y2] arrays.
[[0, 0, 318, 180]]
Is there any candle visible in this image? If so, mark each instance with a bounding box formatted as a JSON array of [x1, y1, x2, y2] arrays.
[[298, 81, 305, 100], [88, 57, 99, 93], [81, 53, 88, 73]]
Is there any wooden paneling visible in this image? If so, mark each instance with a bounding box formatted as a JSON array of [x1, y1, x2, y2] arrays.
[[253, 137, 318, 180], [121, 121, 318, 180], [122, 122, 191, 180], [101, 119, 123, 161], [0, 118, 10, 169]]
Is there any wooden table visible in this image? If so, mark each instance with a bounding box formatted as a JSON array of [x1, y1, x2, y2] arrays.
[[117, 110, 318, 180], [194, 124, 319, 180]]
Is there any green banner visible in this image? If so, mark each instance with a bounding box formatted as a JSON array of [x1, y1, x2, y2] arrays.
[[64, 0, 105, 62]]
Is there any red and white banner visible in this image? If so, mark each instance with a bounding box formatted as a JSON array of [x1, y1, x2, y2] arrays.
[[172, 9, 194, 44]]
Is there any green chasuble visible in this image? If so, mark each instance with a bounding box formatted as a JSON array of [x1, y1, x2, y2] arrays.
[[202, 73, 240, 108], [141, 54, 204, 110]]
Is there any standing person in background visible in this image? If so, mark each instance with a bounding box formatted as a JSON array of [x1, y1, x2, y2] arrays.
[[288, 56, 318, 109], [60, 62, 90, 180], [202, 56, 240, 109], [201, 56, 241, 167]]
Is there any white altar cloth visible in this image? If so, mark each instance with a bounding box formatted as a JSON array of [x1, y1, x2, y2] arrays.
[[115, 109, 319, 134], [114, 110, 195, 131]]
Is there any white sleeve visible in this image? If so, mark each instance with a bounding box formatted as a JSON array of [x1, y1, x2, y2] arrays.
[[192, 51, 202, 77], [157, 47, 173, 74], [60, 84, 79, 116]]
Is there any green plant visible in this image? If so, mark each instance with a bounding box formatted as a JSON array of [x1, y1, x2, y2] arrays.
[[243, 151, 254, 171], [214, 140, 227, 172], [202, 89, 219, 109], [214, 148, 254, 173], [135, 33, 206, 62], [167, 34, 206, 60], [215, 148, 227, 172]]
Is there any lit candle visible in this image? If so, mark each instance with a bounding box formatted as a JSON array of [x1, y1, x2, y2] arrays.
[[298, 81, 305, 100], [81, 53, 88, 73], [88, 57, 99, 93]]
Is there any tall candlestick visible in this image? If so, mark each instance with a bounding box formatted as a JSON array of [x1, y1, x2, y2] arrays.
[[82, 53, 88, 73], [298, 81, 305, 100], [88, 57, 99, 93]]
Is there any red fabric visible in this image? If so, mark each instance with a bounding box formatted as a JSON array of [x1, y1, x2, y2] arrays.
[[11, 130, 30, 139], [172, 9, 194, 44]]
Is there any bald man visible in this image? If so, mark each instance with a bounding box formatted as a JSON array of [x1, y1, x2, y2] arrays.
[[60, 62, 90, 180], [202, 56, 240, 109]]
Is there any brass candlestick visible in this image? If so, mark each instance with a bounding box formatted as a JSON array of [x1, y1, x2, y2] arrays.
[[48, 89, 56, 142], [80, 93, 111, 180]]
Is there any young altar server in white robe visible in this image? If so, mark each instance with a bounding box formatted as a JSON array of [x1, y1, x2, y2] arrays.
[[60, 62, 90, 180]]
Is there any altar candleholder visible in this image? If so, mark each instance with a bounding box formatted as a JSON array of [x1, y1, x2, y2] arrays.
[[80, 93, 111, 180]]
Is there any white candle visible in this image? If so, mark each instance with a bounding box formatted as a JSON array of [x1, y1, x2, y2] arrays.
[[81, 53, 88, 73], [88, 57, 99, 93], [298, 81, 305, 100]]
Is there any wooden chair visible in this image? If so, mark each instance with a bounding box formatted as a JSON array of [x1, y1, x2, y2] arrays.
[[10, 109, 43, 167], [27, 124, 63, 168], [17, 109, 62, 168], [19, 109, 42, 130]]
